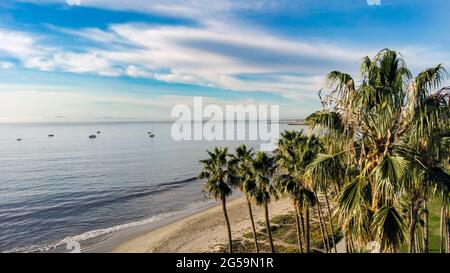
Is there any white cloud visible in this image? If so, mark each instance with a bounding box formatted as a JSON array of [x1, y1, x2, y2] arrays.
[[4, 1, 449, 103], [0, 23, 366, 101], [125, 65, 152, 78], [3, 21, 448, 102], [23, 0, 273, 20], [73, 22, 365, 99], [367, 0, 382, 6], [66, 0, 82, 6], [0, 29, 120, 75], [0, 61, 14, 69], [0, 29, 37, 57]]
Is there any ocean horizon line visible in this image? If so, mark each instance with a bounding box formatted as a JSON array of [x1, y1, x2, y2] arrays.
[[0, 119, 305, 125]]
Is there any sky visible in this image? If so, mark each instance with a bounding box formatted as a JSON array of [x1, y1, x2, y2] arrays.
[[0, 0, 449, 122]]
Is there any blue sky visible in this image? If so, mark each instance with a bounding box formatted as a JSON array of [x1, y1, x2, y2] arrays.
[[0, 0, 449, 121]]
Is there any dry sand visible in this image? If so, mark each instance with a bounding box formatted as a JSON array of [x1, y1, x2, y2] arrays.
[[112, 198, 291, 253]]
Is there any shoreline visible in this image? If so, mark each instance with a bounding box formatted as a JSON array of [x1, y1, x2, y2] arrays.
[[79, 198, 221, 253], [109, 197, 291, 253], [35, 196, 220, 253]]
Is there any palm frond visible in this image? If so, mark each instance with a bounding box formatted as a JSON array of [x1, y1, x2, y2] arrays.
[[371, 206, 405, 252]]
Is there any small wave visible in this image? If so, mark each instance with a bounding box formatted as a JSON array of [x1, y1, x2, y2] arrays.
[[162, 176, 198, 186], [3, 176, 202, 253], [1, 176, 200, 223], [8, 211, 180, 253], [7, 196, 213, 253]]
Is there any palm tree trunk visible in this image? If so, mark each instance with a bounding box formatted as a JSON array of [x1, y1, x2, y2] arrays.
[[315, 201, 329, 252], [409, 201, 419, 253], [440, 206, 445, 253], [415, 229, 420, 253], [246, 196, 259, 253], [423, 202, 429, 253], [304, 206, 310, 253], [264, 202, 275, 253], [221, 196, 233, 253], [313, 188, 330, 252], [344, 231, 351, 253], [344, 233, 349, 253], [324, 189, 337, 253], [445, 206, 450, 253], [299, 211, 306, 246], [294, 205, 303, 253]]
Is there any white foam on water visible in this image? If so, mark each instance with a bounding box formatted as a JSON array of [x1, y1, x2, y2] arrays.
[[6, 198, 216, 253], [6, 211, 179, 253]]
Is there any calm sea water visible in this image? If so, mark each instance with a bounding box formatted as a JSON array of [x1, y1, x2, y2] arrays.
[[0, 121, 299, 252]]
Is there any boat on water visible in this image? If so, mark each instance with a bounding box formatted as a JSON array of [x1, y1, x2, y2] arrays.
[[89, 135, 97, 139], [48, 134, 54, 137], [16, 138, 22, 141], [97, 131, 101, 134], [149, 134, 155, 138]]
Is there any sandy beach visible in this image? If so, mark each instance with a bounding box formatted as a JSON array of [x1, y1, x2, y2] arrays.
[[112, 198, 292, 253]]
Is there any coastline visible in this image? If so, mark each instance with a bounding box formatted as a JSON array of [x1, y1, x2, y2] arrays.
[[110, 197, 291, 253], [78, 197, 220, 253]]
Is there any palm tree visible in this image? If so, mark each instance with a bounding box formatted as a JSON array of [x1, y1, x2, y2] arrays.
[[274, 131, 304, 253], [229, 145, 260, 253], [305, 49, 449, 252], [199, 147, 236, 253], [252, 151, 277, 253], [275, 130, 321, 253]]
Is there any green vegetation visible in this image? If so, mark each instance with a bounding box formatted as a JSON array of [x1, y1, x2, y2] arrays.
[[200, 49, 449, 253], [427, 199, 444, 252], [217, 212, 342, 253]]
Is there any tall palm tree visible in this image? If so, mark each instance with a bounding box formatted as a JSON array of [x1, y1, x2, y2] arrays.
[[305, 49, 449, 252], [275, 131, 304, 253], [252, 151, 277, 253], [275, 130, 321, 253], [199, 147, 236, 253], [229, 145, 260, 253]]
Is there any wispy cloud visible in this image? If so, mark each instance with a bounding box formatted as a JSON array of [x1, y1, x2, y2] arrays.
[[23, 0, 292, 20], [367, 0, 382, 6], [66, 0, 81, 6], [0, 21, 368, 101], [0, 61, 14, 69], [3, 0, 450, 105]]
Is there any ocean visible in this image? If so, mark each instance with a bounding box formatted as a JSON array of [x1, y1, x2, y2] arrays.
[[0, 121, 300, 252]]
